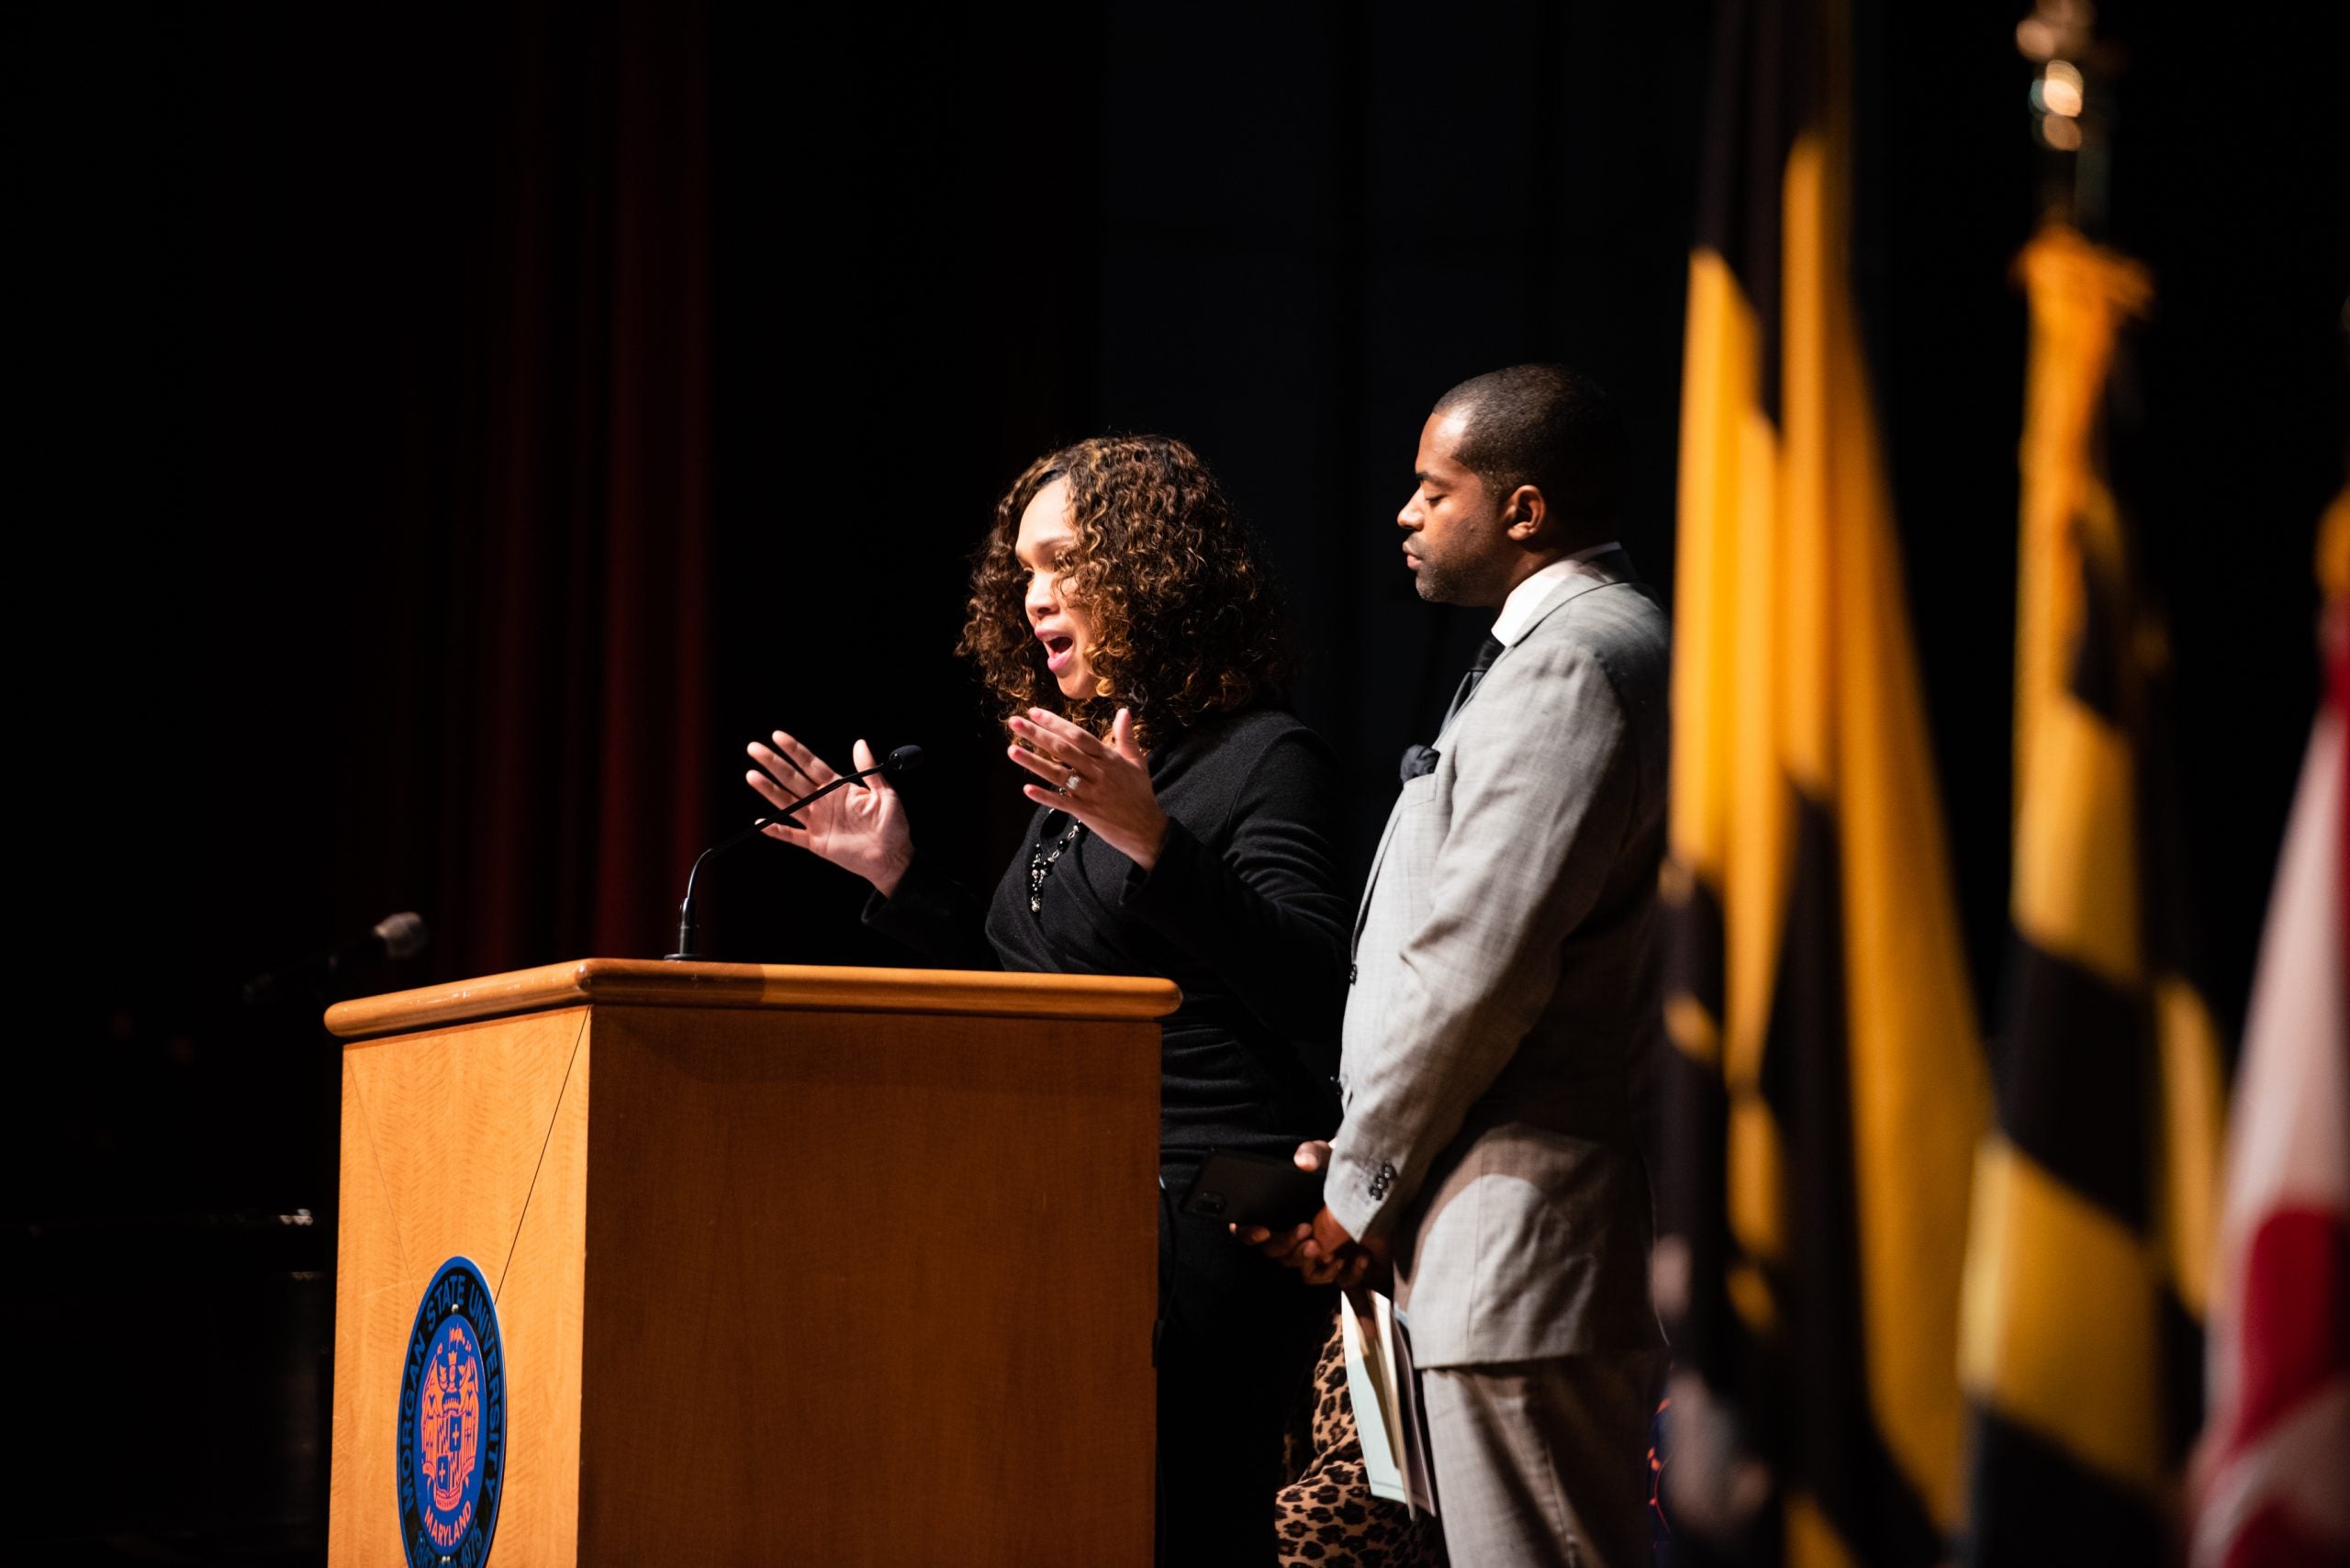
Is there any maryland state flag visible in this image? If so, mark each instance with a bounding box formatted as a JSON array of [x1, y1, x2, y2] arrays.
[[1657, 0, 1992, 1561], [2191, 490, 2350, 1568], [1956, 226, 2230, 1565]]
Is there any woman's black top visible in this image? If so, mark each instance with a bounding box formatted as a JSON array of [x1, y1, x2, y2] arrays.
[[865, 707, 1348, 1161]]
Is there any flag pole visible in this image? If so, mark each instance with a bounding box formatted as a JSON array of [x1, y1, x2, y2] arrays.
[[2015, 0, 2114, 238]]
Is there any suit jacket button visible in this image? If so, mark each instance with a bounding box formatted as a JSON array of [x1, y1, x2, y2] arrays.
[[1348, 963, 1358, 984]]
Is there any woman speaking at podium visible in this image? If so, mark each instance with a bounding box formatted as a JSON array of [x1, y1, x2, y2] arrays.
[[747, 433, 1346, 1565]]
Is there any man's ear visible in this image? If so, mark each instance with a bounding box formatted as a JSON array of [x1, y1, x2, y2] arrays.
[[1503, 484, 1548, 542]]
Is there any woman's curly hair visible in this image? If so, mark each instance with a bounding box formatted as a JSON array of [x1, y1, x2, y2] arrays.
[[958, 434, 1292, 746]]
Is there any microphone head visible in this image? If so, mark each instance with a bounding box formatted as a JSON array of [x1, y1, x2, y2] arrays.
[[883, 745, 925, 777], [373, 911, 429, 961]]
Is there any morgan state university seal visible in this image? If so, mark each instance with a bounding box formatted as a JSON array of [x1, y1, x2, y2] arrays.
[[397, 1258, 507, 1568]]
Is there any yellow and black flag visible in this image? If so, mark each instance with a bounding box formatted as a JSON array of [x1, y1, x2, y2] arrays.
[[1956, 225, 2228, 1564], [1656, 0, 1993, 1562]]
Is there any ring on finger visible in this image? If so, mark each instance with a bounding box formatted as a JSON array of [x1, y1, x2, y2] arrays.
[[1064, 770, 1082, 794]]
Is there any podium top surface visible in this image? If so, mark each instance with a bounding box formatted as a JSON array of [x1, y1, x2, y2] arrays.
[[324, 957, 1182, 1040]]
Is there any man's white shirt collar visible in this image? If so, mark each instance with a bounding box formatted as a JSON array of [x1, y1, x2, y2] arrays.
[[1490, 541, 1621, 645]]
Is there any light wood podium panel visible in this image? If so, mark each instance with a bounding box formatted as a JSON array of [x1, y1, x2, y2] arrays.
[[326, 958, 1172, 1568]]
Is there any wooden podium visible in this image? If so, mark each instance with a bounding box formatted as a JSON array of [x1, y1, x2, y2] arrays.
[[323, 958, 1174, 1567]]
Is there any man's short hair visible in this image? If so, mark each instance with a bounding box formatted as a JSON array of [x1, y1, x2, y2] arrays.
[[1432, 364, 1626, 538]]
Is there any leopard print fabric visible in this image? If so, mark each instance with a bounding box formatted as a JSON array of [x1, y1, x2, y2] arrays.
[[1273, 1305, 1449, 1567]]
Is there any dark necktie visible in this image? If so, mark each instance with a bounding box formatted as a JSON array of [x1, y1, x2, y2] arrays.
[[1400, 633, 1505, 782]]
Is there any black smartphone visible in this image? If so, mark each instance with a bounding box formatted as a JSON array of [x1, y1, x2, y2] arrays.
[[1177, 1148, 1326, 1229]]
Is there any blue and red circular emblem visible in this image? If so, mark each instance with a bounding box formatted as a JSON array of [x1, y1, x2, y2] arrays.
[[397, 1257, 506, 1567]]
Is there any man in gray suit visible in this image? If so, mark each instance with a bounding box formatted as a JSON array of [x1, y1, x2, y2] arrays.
[[1252, 364, 1668, 1567]]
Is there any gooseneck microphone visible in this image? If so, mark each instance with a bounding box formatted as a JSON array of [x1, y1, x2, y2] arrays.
[[666, 745, 924, 961]]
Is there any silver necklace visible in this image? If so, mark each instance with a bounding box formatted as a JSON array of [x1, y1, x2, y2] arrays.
[[1028, 814, 1083, 912]]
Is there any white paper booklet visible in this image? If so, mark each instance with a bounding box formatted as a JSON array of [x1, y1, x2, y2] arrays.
[[1338, 1285, 1438, 1517]]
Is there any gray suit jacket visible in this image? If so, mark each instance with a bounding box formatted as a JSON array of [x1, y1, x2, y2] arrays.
[[1329, 551, 1669, 1367]]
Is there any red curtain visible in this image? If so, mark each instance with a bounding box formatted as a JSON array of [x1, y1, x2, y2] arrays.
[[332, 0, 713, 977]]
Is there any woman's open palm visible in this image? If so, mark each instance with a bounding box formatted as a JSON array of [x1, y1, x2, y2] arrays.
[[745, 731, 914, 896]]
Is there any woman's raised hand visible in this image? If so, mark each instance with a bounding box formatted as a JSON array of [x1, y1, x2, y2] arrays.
[[1006, 707, 1169, 870], [745, 731, 914, 897]]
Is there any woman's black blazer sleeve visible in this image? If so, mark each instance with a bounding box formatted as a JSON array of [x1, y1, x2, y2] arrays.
[[860, 857, 1001, 970], [1118, 726, 1350, 1070]]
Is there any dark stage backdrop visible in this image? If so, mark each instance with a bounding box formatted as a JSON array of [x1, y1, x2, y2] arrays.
[[15, 1, 2344, 1558]]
